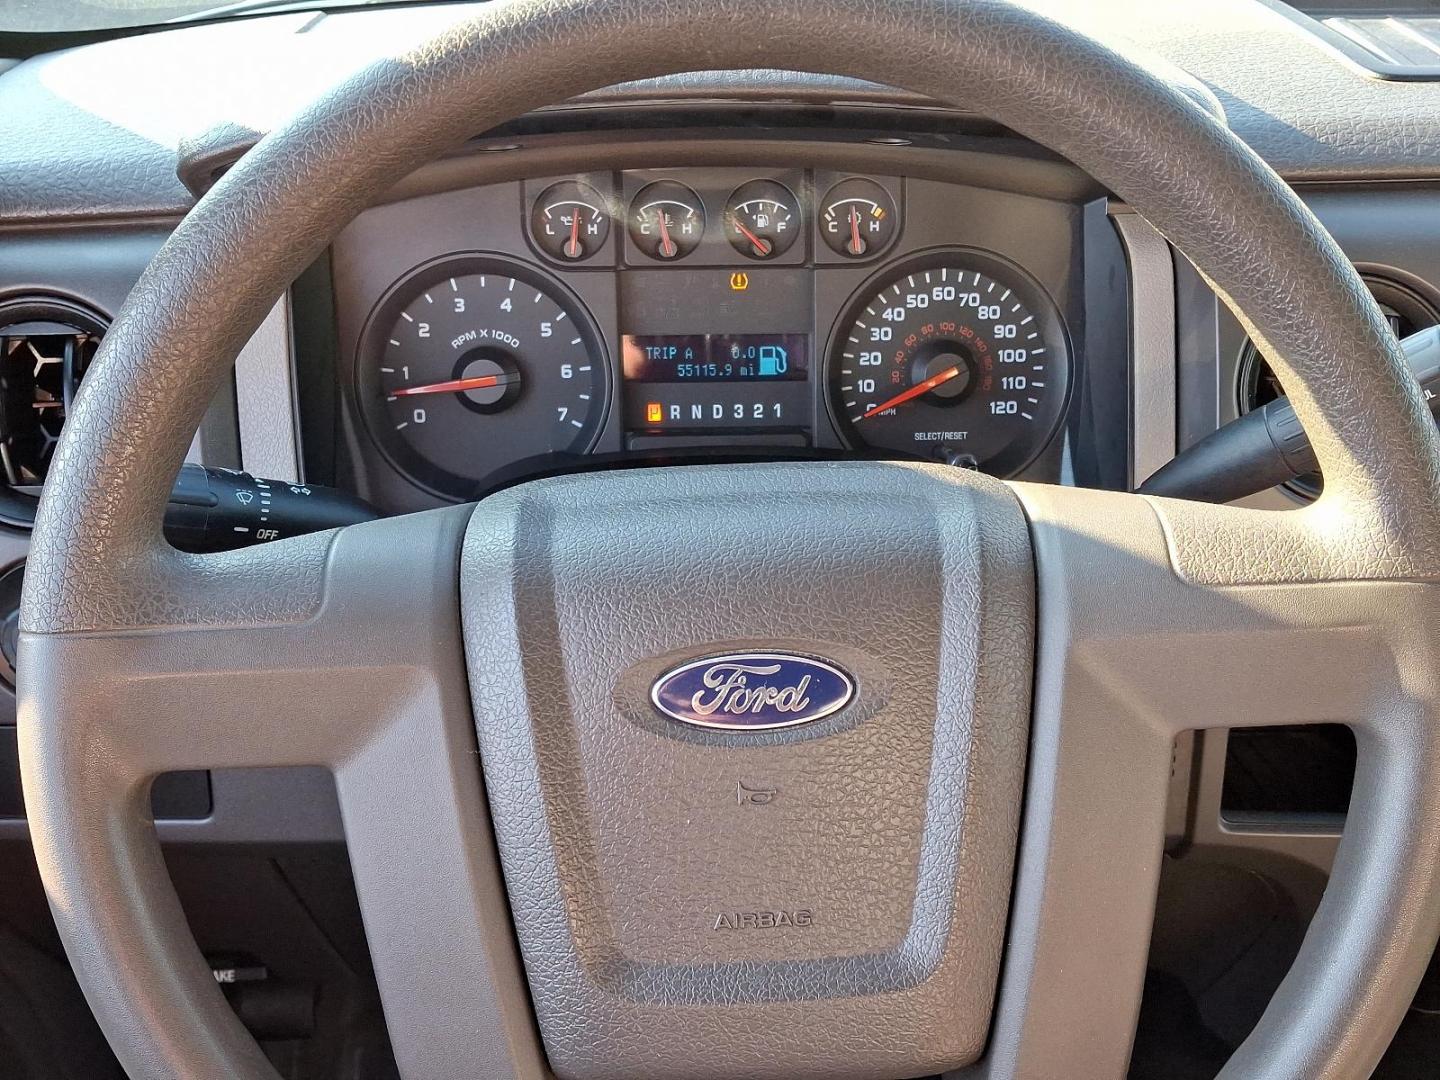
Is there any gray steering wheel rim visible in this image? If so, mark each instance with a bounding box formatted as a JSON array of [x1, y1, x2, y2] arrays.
[[19, 1, 1440, 1078]]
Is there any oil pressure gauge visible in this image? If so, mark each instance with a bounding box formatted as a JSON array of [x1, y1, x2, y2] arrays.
[[530, 180, 611, 262]]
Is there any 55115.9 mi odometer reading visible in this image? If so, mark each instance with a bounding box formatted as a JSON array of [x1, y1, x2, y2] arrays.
[[828, 250, 1070, 476]]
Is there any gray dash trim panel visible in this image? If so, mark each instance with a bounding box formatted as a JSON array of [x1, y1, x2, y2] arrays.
[[1112, 211, 1178, 487], [234, 297, 300, 483]]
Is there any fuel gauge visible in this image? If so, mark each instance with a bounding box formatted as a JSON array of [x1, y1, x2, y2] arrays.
[[628, 180, 706, 261], [725, 179, 801, 259], [531, 180, 611, 262]]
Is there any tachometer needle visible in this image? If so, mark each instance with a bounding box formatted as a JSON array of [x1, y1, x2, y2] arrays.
[[859, 365, 962, 419], [390, 373, 515, 398]]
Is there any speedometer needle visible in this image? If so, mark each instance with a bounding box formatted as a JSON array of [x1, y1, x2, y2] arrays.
[[391, 374, 513, 397], [859, 365, 962, 419]]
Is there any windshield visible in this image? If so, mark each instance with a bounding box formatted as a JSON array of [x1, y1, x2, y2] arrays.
[[0, 0, 407, 33]]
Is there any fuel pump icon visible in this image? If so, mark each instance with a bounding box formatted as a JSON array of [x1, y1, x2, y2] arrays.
[[758, 345, 788, 377]]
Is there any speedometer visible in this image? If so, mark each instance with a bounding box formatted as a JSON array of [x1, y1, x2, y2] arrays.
[[827, 250, 1070, 476]]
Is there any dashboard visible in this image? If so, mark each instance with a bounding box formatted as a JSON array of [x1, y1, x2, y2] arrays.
[[325, 153, 1128, 513]]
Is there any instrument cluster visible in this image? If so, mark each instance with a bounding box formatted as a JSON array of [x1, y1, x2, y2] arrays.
[[340, 166, 1089, 506]]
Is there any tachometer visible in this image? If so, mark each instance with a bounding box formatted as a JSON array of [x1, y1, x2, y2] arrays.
[[827, 250, 1069, 476], [357, 254, 609, 499]]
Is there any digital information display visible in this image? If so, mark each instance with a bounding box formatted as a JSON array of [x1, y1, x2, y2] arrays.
[[622, 333, 811, 434], [622, 334, 809, 383]]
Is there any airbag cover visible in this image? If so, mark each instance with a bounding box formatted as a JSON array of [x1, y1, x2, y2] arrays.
[[461, 461, 1033, 1079]]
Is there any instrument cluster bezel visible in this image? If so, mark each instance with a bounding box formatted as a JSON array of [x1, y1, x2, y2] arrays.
[[323, 135, 1125, 515]]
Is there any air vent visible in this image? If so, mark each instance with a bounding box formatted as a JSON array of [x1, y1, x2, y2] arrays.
[[1237, 274, 1440, 500], [0, 298, 107, 522]]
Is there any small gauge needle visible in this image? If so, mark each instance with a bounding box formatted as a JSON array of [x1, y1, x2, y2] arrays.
[[848, 207, 866, 256], [564, 212, 583, 259], [859, 365, 962, 419], [655, 207, 677, 258], [730, 215, 773, 257], [391, 373, 515, 398]]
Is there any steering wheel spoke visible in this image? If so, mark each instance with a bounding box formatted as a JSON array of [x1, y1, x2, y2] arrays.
[[21, 508, 471, 775], [1017, 484, 1440, 733], [16, 507, 547, 1080], [993, 482, 1440, 1078]]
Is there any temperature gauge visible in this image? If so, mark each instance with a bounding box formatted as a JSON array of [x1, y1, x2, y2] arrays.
[[628, 180, 706, 261], [725, 179, 801, 260], [820, 178, 897, 259], [530, 180, 611, 262]]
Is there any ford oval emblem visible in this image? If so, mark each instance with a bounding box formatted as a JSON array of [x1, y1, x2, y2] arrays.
[[651, 652, 855, 731]]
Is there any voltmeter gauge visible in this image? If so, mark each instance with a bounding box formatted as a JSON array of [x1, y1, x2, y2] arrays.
[[725, 179, 801, 259], [530, 181, 611, 262], [820, 178, 898, 259], [628, 180, 706, 261]]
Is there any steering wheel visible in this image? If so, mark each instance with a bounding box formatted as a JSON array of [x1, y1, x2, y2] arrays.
[[18, 1, 1440, 1077]]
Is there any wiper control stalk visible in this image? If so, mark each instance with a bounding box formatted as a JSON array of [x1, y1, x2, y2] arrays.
[[1138, 325, 1440, 503], [165, 464, 378, 551]]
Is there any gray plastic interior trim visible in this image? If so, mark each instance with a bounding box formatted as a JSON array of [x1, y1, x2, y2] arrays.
[[1112, 209, 1178, 488], [957, 488, 1174, 1080], [18, 0, 1440, 227], [234, 296, 300, 483]]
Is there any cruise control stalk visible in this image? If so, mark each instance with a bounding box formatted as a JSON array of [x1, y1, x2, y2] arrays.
[[164, 464, 378, 552], [1138, 325, 1440, 503]]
